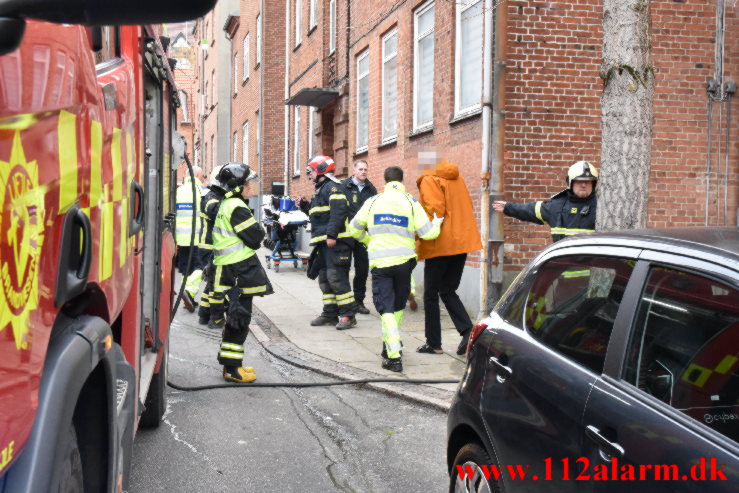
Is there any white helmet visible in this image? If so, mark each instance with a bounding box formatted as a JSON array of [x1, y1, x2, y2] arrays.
[[209, 165, 224, 188], [566, 161, 598, 190]]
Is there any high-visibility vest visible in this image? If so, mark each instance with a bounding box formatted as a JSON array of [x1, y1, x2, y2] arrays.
[[212, 197, 257, 266], [175, 177, 206, 246], [349, 181, 440, 269]]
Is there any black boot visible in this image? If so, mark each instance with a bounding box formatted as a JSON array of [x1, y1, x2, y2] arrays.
[[382, 357, 403, 373], [356, 303, 370, 315], [311, 315, 339, 326]]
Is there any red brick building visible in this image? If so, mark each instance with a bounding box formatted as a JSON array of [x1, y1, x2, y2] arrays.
[[168, 23, 198, 183], [202, 0, 739, 311]]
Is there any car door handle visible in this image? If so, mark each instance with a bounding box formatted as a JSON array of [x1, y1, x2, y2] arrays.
[[489, 356, 512, 382], [585, 425, 625, 459]]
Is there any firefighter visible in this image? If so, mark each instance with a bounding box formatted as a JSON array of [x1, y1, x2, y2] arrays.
[[493, 161, 598, 242], [306, 155, 358, 330], [211, 162, 273, 383], [175, 166, 208, 311], [348, 166, 443, 372], [197, 165, 226, 327], [342, 159, 378, 314]]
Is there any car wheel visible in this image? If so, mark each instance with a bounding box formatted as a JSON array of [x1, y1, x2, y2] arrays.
[[53, 422, 84, 493], [449, 443, 500, 493]]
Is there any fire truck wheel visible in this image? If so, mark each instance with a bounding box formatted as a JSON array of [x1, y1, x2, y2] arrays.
[[140, 343, 168, 428], [53, 423, 84, 492]]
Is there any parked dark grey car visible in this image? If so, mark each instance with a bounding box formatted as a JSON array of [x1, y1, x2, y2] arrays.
[[447, 228, 739, 492]]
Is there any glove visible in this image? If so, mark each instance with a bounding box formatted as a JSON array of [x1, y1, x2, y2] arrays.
[[432, 213, 445, 227]]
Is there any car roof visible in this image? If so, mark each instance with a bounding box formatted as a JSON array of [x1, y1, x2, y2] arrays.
[[550, 227, 739, 269]]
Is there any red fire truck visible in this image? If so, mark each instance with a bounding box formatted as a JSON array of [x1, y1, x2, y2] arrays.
[[0, 1, 215, 491]]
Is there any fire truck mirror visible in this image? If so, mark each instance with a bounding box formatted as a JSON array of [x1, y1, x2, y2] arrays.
[[0, 0, 217, 27], [172, 132, 188, 170], [0, 17, 26, 56]]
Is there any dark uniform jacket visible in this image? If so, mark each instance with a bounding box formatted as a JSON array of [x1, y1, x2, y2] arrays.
[[200, 185, 227, 249], [342, 177, 378, 218], [309, 177, 353, 246], [503, 189, 597, 242], [225, 196, 265, 251]]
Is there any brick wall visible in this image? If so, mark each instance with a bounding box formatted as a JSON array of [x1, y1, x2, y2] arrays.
[[502, 0, 739, 270]]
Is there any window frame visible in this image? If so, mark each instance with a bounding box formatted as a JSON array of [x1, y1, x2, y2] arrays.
[[454, 0, 484, 117], [309, 0, 317, 29], [355, 50, 370, 153], [293, 106, 301, 176], [295, 0, 302, 47], [242, 121, 250, 166], [233, 131, 238, 160], [179, 90, 189, 123], [243, 33, 250, 80], [256, 14, 262, 65], [308, 106, 315, 159], [234, 53, 239, 95], [413, 0, 435, 132], [381, 28, 398, 143], [329, 0, 336, 55]]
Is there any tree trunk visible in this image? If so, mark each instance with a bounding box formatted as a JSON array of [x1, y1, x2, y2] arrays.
[[598, 0, 655, 231]]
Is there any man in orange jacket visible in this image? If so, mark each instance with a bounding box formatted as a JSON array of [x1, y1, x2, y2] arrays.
[[416, 157, 482, 356]]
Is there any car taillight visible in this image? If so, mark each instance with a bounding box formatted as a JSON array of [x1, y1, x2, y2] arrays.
[[467, 321, 488, 354]]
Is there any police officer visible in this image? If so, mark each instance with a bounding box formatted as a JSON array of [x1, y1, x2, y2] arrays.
[[306, 155, 358, 330], [348, 166, 443, 372], [196, 165, 226, 327], [342, 160, 377, 315], [493, 161, 598, 242], [175, 166, 208, 311], [211, 162, 273, 383]]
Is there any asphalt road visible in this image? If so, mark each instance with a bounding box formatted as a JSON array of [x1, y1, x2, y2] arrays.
[[129, 315, 450, 492]]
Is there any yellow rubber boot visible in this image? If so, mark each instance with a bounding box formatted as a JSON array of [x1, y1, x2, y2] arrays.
[[223, 366, 257, 383]]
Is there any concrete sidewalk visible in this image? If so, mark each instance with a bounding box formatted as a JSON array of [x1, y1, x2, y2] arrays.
[[249, 247, 467, 409]]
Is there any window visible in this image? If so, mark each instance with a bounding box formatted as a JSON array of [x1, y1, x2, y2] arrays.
[[293, 107, 301, 175], [256, 14, 262, 65], [203, 142, 207, 169], [413, 1, 435, 131], [256, 111, 261, 155], [242, 122, 250, 165], [233, 131, 238, 160], [624, 267, 739, 442], [329, 0, 336, 55], [381, 29, 398, 142], [194, 144, 200, 167], [455, 0, 483, 115], [309, 0, 317, 29], [523, 255, 635, 374], [179, 90, 189, 122], [295, 0, 302, 47], [210, 135, 214, 170], [243, 34, 250, 80], [356, 51, 370, 152], [204, 80, 209, 109], [308, 107, 316, 159], [234, 54, 239, 95]]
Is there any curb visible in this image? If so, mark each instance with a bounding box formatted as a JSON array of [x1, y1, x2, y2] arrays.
[[250, 305, 456, 413]]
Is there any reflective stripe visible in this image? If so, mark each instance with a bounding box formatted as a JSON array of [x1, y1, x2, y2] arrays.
[[351, 218, 366, 230], [309, 206, 330, 215], [58, 110, 78, 211], [241, 285, 268, 294], [329, 194, 347, 202], [550, 227, 596, 236], [337, 231, 352, 238], [368, 247, 416, 260], [562, 269, 591, 278], [337, 297, 355, 306], [177, 210, 195, 217], [534, 201, 547, 225], [368, 225, 415, 239], [219, 351, 243, 360], [386, 341, 402, 352], [415, 221, 433, 237], [212, 226, 238, 237], [199, 243, 215, 250], [216, 243, 247, 257], [310, 235, 328, 244], [175, 228, 197, 236], [234, 217, 257, 232], [221, 342, 244, 352]]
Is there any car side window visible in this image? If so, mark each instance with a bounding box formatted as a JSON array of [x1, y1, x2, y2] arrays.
[[623, 266, 739, 442], [496, 269, 532, 327], [523, 255, 635, 374]]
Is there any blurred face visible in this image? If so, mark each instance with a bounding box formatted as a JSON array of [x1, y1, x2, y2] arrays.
[[572, 180, 594, 198], [306, 166, 317, 183], [353, 162, 368, 182]]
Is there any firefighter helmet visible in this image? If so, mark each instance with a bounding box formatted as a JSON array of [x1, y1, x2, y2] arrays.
[[217, 162, 254, 191], [566, 161, 598, 189], [209, 165, 224, 188], [306, 155, 336, 177]]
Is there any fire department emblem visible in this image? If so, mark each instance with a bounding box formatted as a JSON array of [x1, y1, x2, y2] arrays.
[[0, 131, 45, 350]]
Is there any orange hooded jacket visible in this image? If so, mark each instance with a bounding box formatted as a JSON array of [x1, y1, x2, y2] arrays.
[[416, 161, 482, 260]]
